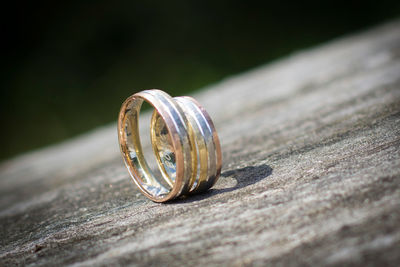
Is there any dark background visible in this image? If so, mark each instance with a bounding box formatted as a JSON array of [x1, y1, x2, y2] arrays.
[[1, 1, 399, 160]]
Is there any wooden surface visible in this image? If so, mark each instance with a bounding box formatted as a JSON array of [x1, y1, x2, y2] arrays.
[[1, 21, 400, 266]]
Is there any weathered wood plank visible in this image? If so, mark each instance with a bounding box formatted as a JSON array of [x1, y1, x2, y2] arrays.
[[1, 20, 400, 266]]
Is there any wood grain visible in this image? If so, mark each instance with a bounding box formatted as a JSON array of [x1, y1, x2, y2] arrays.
[[1, 20, 400, 266]]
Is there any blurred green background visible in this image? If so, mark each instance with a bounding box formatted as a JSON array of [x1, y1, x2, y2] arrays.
[[1, 1, 399, 160]]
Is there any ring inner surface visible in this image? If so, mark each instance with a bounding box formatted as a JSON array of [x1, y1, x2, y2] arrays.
[[151, 111, 177, 188], [122, 98, 171, 197]]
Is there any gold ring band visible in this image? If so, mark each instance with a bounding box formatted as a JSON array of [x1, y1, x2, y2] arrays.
[[118, 89, 222, 202]]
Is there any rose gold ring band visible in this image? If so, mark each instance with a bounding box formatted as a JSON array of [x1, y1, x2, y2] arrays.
[[118, 89, 221, 202]]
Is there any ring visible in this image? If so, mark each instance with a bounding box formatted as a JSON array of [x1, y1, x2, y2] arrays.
[[118, 89, 222, 202]]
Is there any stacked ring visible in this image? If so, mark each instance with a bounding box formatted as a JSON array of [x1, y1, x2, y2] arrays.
[[118, 89, 222, 202]]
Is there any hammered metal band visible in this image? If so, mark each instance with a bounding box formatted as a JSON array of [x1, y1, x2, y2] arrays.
[[118, 89, 222, 202]]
